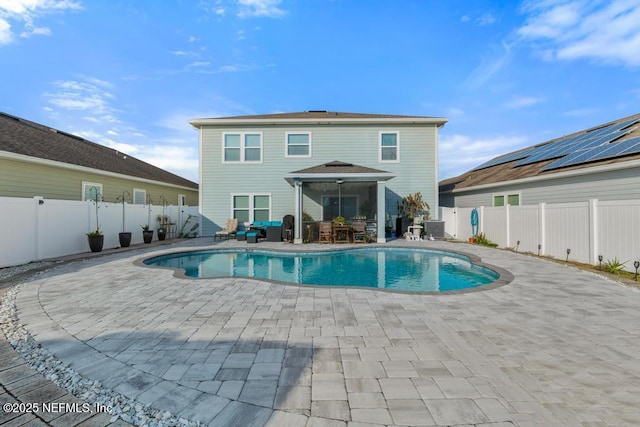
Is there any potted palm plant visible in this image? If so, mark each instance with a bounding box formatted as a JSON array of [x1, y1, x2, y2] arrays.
[[115, 191, 132, 247], [86, 186, 104, 252]]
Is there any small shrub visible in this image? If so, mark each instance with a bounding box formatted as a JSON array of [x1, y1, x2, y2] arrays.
[[603, 258, 626, 275], [474, 232, 498, 248]]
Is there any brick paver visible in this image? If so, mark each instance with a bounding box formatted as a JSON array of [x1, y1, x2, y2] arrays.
[[2, 238, 640, 426]]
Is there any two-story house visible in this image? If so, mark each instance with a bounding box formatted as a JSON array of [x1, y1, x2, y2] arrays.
[[190, 111, 448, 243]]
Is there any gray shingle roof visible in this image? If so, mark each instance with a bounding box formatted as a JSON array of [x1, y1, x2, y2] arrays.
[[217, 111, 441, 120], [0, 112, 198, 189], [291, 160, 390, 175]]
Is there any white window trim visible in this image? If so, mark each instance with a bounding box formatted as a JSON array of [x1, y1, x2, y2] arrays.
[[133, 188, 146, 205], [231, 193, 272, 223], [493, 192, 521, 206], [285, 131, 312, 158], [379, 131, 400, 163], [82, 181, 103, 201], [222, 132, 264, 164]]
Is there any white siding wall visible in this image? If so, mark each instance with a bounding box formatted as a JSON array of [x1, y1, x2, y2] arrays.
[[200, 123, 439, 236]]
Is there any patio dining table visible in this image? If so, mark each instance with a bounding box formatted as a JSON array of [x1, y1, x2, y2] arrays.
[[332, 224, 351, 243]]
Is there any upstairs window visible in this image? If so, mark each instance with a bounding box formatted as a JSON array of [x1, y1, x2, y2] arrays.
[[286, 132, 311, 157], [223, 133, 262, 163], [380, 132, 399, 162]]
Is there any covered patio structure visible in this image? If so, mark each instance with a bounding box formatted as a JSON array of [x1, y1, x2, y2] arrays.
[[284, 160, 395, 244]]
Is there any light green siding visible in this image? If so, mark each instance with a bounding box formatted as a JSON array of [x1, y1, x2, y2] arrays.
[[200, 123, 438, 235], [0, 157, 198, 205]]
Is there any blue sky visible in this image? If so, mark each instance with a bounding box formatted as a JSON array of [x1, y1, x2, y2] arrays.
[[1, 0, 639, 183]]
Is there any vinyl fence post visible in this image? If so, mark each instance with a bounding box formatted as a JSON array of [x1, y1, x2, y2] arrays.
[[505, 204, 510, 248], [539, 203, 546, 256], [589, 199, 598, 265]]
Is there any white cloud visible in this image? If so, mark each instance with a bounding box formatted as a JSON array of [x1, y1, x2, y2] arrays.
[[460, 15, 470, 23], [464, 41, 513, 89], [561, 108, 599, 117], [44, 76, 119, 128], [518, 0, 640, 67], [439, 133, 531, 178], [188, 61, 211, 68], [0, 0, 82, 45], [0, 17, 11, 43], [21, 25, 50, 37], [446, 107, 465, 117], [237, 0, 286, 18], [504, 96, 544, 109], [477, 13, 497, 26], [139, 145, 199, 179]]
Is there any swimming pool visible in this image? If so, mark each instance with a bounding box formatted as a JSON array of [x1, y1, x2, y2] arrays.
[[144, 247, 500, 292]]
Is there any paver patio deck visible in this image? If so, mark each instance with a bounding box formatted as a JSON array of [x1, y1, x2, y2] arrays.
[[2, 238, 640, 426]]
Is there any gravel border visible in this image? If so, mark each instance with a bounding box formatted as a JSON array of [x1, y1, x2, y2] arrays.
[[0, 270, 203, 427]]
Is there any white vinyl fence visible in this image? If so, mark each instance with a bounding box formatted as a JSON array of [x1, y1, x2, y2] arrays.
[[0, 196, 200, 268], [440, 198, 640, 269]]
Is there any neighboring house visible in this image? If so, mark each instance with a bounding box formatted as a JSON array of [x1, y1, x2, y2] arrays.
[[440, 113, 640, 208], [190, 111, 448, 243], [0, 112, 198, 205]]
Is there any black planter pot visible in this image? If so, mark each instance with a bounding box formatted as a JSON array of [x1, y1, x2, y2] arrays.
[[119, 232, 132, 248], [88, 234, 104, 253], [157, 228, 166, 241], [143, 230, 154, 244]]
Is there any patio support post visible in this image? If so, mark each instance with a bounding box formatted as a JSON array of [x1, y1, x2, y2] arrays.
[[376, 181, 386, 243], [294, 180, 303, 244]]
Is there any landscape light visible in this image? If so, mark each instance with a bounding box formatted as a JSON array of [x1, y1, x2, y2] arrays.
[[634, 261, 640, 281]]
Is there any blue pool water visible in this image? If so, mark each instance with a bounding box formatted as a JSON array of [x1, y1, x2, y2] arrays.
[[144, 248, 499, 292]]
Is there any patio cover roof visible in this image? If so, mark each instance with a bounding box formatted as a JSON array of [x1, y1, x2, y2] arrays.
[[284, 160, 395, 183]]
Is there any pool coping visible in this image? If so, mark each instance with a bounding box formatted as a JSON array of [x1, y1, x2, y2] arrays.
[[133, 243, 515, 295]]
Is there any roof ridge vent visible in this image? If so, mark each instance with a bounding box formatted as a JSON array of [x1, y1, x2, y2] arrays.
[[308, 110, 328, 113]]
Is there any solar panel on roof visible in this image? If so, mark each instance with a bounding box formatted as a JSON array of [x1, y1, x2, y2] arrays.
[[543, 137, 640, 170], [517, 118, 639, 168], [471, 147, 536, 170], [543, 149, 599, 170], [586, 137, 640, 162]]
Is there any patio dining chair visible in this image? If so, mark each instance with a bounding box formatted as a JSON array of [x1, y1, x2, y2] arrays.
[[319, 221, 333, 243], [352, 221, 367, 243]]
